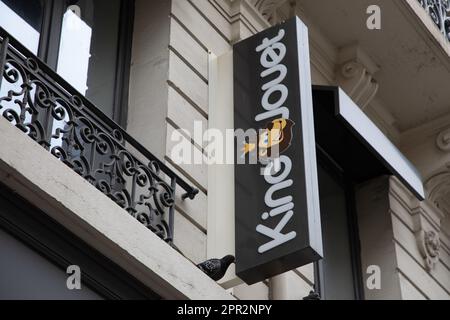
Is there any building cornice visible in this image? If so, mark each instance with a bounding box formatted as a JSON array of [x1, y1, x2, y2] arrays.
[[401, 112, 450, 149]]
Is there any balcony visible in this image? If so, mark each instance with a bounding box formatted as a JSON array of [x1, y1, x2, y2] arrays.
[[417, 0, 450, 40], [0, 27, 199, 244]]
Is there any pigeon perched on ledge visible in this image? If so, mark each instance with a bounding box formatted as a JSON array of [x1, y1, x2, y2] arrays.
[[197, 255, 235, 281], [302, 290, 321, 300]]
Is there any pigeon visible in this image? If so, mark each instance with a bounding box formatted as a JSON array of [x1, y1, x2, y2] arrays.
[[302, 290, 321, 300], [196, 255, 235, 281]]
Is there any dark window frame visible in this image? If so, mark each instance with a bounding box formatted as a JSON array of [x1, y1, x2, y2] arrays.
[[9, 0, 134, 127], [314, 145, 365, 300]]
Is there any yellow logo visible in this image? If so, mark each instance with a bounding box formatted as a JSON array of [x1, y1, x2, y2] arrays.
[[242, 118, 295, 158]]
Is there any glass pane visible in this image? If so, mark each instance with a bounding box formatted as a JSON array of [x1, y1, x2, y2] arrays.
[[0, 0, 43, 54], [0, 0, 43, 131], [57, 8, 92, 95], [57, 0, 122, 117], [318, 165, 356, 300]]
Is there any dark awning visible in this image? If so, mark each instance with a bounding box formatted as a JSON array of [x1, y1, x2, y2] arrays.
[[312, 86, 425, 201]]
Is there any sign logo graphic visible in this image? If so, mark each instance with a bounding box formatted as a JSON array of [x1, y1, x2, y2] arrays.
[[242, 118, 295, 159]]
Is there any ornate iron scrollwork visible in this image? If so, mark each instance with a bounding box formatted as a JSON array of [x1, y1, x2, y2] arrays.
[[418, 0, 450, 40], [0, 28, 198, 243]]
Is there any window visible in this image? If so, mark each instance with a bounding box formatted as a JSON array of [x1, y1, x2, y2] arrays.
[[0, 0, 134, 125], [314, 148, 364, 300], [0, 0, 43, 54]]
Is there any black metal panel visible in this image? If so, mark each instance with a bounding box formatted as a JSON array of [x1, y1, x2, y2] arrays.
[[312, 85, 424, 200], [312, 86, 389, 183], [113, 0, 135, 128]]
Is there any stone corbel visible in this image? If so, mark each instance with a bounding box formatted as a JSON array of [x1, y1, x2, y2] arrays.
[[416, 229, 441, 271], [436, 127, 450, 152], [411, 201, 444, 272], [248, 0, 296, 25], [337, 44, 380, 110]]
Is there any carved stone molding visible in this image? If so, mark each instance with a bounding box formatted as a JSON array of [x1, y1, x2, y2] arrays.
[[249, 0, 295, 24], [425, 164, 450, 215], [226, 0, 271, 42], [390, 177, 445, 273], [411, 202, 443, 272], [437, 127, 450, 152], [416, 229, 441, 271], [337, 45, 380, 110]]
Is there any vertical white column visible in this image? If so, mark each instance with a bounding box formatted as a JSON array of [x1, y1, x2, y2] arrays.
[[269, 274, 289, 300], [207, 51, 242, 289]]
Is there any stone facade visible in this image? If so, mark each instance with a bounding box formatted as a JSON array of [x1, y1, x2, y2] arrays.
[[1, 0, 449, 300], [126, 0, 450, 299]]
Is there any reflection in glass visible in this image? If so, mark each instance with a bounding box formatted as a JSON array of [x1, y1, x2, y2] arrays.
[[52, 7, 92, 151], [53, 0, 124, 195], [56, 0, 122, 117], [56, 7, 92, 95], [0, 0, 43, 121], [0, 0, 42, 54]]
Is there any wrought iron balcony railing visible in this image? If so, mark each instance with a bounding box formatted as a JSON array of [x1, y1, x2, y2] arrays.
[[418, 0, 450, 40], [0, 27, 198, 244]]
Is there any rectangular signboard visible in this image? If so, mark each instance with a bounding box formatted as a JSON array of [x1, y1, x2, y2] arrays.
[[233, 17, 323, 285]]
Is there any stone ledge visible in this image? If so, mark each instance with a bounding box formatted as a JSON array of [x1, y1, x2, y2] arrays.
[[0, 117, 234, 300]]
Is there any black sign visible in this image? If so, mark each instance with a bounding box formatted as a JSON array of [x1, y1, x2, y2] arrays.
[[233, 17, 323, 285]]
